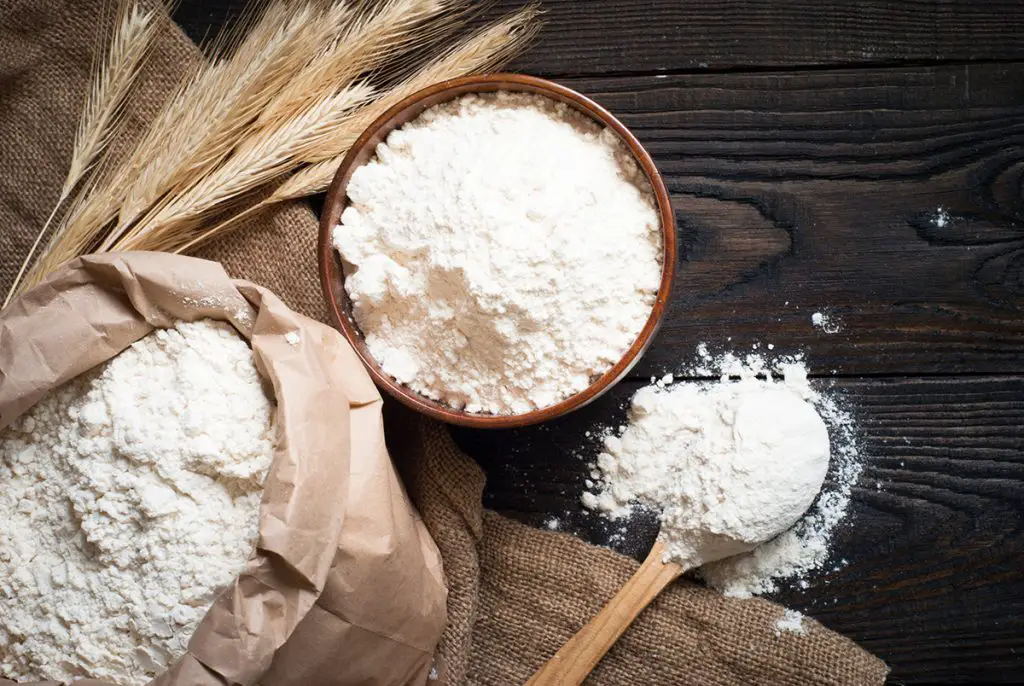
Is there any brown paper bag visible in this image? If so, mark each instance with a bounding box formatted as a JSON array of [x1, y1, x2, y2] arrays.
[[0, 251, 447, 686]]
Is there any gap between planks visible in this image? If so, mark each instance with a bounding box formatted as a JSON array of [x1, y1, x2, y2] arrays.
[[523, 57, 1024, 81]]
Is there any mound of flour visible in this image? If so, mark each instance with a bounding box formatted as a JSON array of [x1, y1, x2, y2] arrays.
[[585, 347, 863, 596], [0, 320, 275, 684], [334, 91, 663, 415], [583, 362, 831, 566]]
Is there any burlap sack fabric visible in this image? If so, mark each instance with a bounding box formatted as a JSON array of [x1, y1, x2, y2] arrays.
[[0, 252, 448, 686], [0, 2, 888, 684]]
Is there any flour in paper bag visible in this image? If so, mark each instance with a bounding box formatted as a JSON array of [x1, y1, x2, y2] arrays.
[[0, 320, 275, 684]]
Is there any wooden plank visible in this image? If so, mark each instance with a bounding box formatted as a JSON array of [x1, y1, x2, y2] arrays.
[[173, 0, 246, 47], [553, 64, 1024, 378], [496, 0, 1024, 75], [451, 375, 1024, 681], [173, 1, 1024, 75]]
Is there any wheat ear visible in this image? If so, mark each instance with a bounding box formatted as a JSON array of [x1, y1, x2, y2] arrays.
[[270, 5, 541, 203], [3, 0, 156, 308], [115, 84, 376, 252], [185, 5, 540, 253], [107, 1, 337, 242], [257, 0, 454, 126], [185, 5, 540, 251], [66, 2, 157, 198]]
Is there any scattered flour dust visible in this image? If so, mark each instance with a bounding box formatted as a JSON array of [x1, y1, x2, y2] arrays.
[[334, 91, 663, 415], [582, 363, 830, 566], [0, 320, 275, 684], [774, 609, 807, 637], [583, 345, 862, 597], [811, 311, 843, 334]]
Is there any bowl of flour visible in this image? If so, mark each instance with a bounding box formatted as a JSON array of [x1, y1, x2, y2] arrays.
[[319, 74, 676, 427]]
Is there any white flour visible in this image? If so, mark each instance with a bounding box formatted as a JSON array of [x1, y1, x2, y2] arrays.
[[582, 358, 831, 566], [334, 92, 662, 415], [811, 311, 843, 334], [774, 609, 807, 637], [585, 346, 862, 596], [0, 320, 275, 684]]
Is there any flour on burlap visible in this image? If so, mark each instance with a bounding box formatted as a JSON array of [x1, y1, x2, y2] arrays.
[[774, 609, 807, 637], [0, 319, 275, 684], [584, 346, 863, 596], [333, 91, 662, 415]]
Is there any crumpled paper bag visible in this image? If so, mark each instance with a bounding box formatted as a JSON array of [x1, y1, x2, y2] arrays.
[[0, 252, 447, 686]]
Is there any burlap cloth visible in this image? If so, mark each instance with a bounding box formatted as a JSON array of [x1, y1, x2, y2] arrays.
[[0, 2, 888, 684]]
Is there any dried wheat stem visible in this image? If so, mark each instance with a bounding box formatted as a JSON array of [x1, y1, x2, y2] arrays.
[[3, 0, 157, 308], [115, 84, 375, 251], [2, 203, 64, 309], [18, 172, 113, 294], [175, 200, 269, 254], [270, 5, 540, 203]]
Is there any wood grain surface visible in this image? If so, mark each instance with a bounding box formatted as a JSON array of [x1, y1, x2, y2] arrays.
[[453, 376, 1024, 682], [495, 0, 1024, 75], [173, 1, 1024, 682], [175, 0, 1024, 75], [561, 65, 1024, 378]]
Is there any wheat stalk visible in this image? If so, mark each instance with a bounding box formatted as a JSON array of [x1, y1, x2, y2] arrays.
[[3, 0, 157, 308], [128, 2, 536, 253], [21, 167, 122, 296], [257, 0, 454, 127], [66, 2, 158, 198], [108, 1, 336, 242], [11, 0, 541, 297], [272, 5, 540, 202], [116, 83, 375, 251], [183, 5, 539, 253], [80, 1, 333, 251], [189, 5, 540, 251]]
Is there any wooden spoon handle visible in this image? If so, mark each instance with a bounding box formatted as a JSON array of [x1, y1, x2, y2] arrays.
[[525, 541, 685, 686]]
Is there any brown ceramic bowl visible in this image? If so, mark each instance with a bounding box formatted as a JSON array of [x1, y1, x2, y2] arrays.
[[318, 73, 676, 428]]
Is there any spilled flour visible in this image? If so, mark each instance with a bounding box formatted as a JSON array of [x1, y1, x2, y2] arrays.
[[584, 344, 862, 597], [811, 311, 843, 334], [774, 609, 807, 637]]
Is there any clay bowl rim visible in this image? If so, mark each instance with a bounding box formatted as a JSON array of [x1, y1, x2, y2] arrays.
[[318, 73, 677, 429]]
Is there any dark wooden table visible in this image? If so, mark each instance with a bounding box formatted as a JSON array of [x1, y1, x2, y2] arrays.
[[177, 3, 1024, 682]]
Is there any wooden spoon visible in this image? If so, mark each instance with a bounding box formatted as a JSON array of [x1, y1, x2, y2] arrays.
[[525, 540, 681, 685], [526, 535, 757, 686], [528, 391, 831, 685]]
